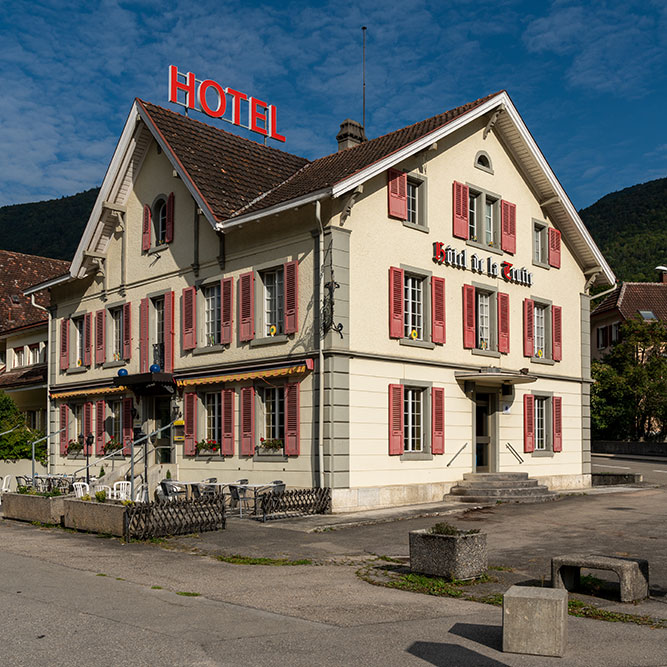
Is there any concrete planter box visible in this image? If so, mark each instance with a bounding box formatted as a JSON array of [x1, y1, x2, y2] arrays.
[[409, 528, 487, 580], [63, 498, 127, 537], [2, 493, 67, 525]]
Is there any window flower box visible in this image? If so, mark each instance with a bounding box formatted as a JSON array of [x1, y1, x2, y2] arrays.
[[63, 498, 128, 537], [259, 437, 284, 452], [195, 439, 220, 455], [103, 438, 123, 455]]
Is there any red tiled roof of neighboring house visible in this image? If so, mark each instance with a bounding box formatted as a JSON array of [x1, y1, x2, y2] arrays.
[[0, 250, 70, 335], [592, 282, 667, 322], [138, 91, 503, 222], [0, 364, 47, 390]]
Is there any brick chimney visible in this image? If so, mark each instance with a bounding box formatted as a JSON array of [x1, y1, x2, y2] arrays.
[[657, 266, 667, 284], [336, 119, 366, 151]]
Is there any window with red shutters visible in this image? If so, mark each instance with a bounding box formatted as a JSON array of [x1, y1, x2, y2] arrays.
[[95, 400, 105, 456], [221, 277, 233, 344], [283, 260, 298, 334], [60, 319, 70, 370], [284, 382, 300, 456], [182, 286, 197, 350], [500, 200, 516, 254], [431, 277, 446, 344], [139, 298, 150, 372], [553, 396, 563, 452], [59, 404, 69, 455], [122, 397, 133, 455], [122, 303, 132, 360], [497, 292, 510, 354], [221, 388, 234, 456], [523, 299, 534, 357], [523, 394, 535, 453], [83, 313, 92, 366], [239, 272, 255, 342], [142, 204, 151, 251], [452, 181, 469, 239], [184, 392, 197, 456], [165, 192, 174, 243], [164, 291, 175, 373], [95, 310, 105, 365], [548, 228, 561, 268], [462, 285, 476, 348], [552, 305, 562, 362], [388, 384, 403, 455], [389, 267, 404, 338], [240, 386, 255, 455], [83, 402, 93, 453], [387, 169, 408, 220], [431, 387, 445, 454]]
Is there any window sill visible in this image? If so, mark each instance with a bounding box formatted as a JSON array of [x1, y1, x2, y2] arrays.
[[103, 360, 126, 369], [194, 453, 225, 460], [466, 240, 503, 256], [249, 335, 288, 348], [532, 260, 550, 270], [401, 221, 429, 234], [532, 449, 554, 458], [254, 451, 288, 462], [66, 366, 88, 375], [147, 244, 169, 256], [400, 451, 433, 461], [193, 344, 227, 356], [399, 338, 435, 350], [472, 348, 501, 358], [531, 356, 555, 366]]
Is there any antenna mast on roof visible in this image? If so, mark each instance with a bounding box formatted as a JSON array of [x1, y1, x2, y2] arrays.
[[362, 26, 367, 132]]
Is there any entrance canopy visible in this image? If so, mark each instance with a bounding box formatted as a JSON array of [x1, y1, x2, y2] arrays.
[[455, 367, 537, 387]]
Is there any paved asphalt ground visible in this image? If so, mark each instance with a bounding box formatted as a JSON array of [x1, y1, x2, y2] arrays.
[[592, 453, 667, 486], [1, 483, 667, 666]]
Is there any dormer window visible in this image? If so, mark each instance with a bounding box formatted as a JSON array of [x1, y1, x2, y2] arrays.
[[474, 151, 493, 174]]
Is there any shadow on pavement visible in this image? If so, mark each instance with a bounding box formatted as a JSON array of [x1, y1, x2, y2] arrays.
[[448, 622, 503, 651], [407, 641, 509, 666]]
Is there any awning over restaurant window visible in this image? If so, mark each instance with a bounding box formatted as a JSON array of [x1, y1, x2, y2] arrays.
[[176, 363, 310, 388], [51, 386, 127, 400]]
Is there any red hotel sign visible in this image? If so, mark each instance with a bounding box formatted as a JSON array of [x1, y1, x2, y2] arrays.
[[168, 65, 286, 142]]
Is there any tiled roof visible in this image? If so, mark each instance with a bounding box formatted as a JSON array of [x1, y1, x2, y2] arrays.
[[0, 364, 47, 389], [138, 92, 502, 222], [0, 250, 70, 335], [592, 282, 667, 322]]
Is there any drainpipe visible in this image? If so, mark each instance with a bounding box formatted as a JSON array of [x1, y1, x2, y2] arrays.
[[589, 282, 618, 302], [30, 295, 51, 473], [315, 201, 325, 489]]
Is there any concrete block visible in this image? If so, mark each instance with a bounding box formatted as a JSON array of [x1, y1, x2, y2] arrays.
[[2, 493, 66, 525], [409, 529, 487, 580], [503, 585, 567, 657]]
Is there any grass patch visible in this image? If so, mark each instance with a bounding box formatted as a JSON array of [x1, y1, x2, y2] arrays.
[[568, 599, 665, 628], [116, 577, 124, 581], [151, 585, 162, 590], [488, 565, 513, 572], [96, 573, 107, 577], [216, 555, 312, 566], [176, 591, 200, 597], [375, 555, 403, 563]]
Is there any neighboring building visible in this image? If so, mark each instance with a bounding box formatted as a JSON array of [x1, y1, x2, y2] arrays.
[[590, 269, 667, 360], [28, 91, 614, 510], [0, 250, 70, 429]]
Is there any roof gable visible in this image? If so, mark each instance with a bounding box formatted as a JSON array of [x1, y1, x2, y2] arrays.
[[593, 282, 667, 321]]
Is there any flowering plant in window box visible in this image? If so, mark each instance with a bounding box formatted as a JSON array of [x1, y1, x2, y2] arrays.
[[259, 437, 283, 452], [66, 439, 83, 455], [103, 437, 123, 455], [195, 439, 220, 454]]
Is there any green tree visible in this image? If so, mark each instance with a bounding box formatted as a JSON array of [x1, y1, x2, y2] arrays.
[[0, 392, 46, 463], [591, 318, 667, 441]]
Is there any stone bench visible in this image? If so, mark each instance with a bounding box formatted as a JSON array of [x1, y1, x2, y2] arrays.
[[551, 554, 649, 602]]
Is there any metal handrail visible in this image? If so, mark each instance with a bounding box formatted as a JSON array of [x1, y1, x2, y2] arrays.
[[505, 442, 524, 464], [0, 424, 22, 437], [446, 442, 468, 467]]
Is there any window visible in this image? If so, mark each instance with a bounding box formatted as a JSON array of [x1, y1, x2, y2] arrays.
[[403, 387, 423, 452], [404, 274, 423, 340], [152, 297, 165, 369], [0, 348, 6, 369], [29, 344, 40, 365], [524, 394, 562, 454], [611, 322, 620, 344], [260, 386, 285, 449], [474, 151, 493, 174], [639, 310, 657, 322], [468, 189, 499, 248], [534, 304, 547, 358], [72, 404, 83, 440], [13, 347, 24, 368], [153, 198, 167, 246], [477, 292, 491, 350], [25, 410, 39, 430], [108, 400, 122, 444], [262, 268, 284, 336], [205, 392, 222, 445], [73, 316, 85, 367], [110, 307, 124, 361], [405, 176, 426, 228], [535, 397, 547, 451], [524, 299, 561, 362], [533, 222, 548, 265], [204, 283, 221, 346]]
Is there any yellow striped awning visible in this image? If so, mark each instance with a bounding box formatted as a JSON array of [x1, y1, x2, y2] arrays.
[[176, 364, 308, 388], [51, 386, 127, 400]]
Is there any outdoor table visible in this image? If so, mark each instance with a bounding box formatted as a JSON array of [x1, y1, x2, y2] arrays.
[[230, 483, 276, 517]]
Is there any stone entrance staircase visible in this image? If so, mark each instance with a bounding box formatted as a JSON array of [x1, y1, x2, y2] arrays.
[[445, 472, 557, 504]]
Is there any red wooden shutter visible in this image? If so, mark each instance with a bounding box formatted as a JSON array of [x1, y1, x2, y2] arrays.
[[60, 319, 70, 370], [284, 383, 300, 456], [431, 387, 445, 455], [165, 192, 174, 243], [388, 384, 403, 455], [462, 284, 476, 349], [184, 392, 197, 456], [387, 169, 408, 220], [122, 397, 133, 455], [95, 400, 105, 456], [142, 204, 151, 251], [139, 298, 149, 372], [220, 277, 233, 344], [221, 389, 234, 456], [84, 313, 92, 366], [284, 260, 299, 334], [452, 181, 469, 239], [498, 292, 510, 354], [182, 286, 197, 350], [239, 272, 255, 342], [501, 200, 516, 254], [523, 299, 535, 357], [164, 291, 175, 373], [548, 228, 561, 268], [240, 386, 255, 456], [431, 277, 446, 344], [83, 402, 93, 454], [389, 267, 404, 339], [523, 394, 535, 453], [553, 396, 563, 452], [59, 404, 69, 455], [95, 310, 106, 365], [122, 303, 132, 360], [552, 305, 562, 362]]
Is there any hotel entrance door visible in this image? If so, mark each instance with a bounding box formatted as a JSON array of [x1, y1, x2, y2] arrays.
[[474, 392, 496, 472]]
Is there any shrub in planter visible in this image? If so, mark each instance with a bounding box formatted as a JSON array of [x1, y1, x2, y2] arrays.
[[409, 522, 487, 580]]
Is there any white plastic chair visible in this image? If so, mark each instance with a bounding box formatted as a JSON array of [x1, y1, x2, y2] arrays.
[[113, 481, 131, 501], [2, 475, 12, 493], [134, 483, 148, 503], [94, 485, 112, 497], [73, 482, 89, 498]]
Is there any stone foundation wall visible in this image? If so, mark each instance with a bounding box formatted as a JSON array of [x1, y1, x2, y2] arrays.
[[331, 482, 454, 513]]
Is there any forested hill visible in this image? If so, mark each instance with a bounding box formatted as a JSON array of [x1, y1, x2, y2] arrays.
[[579, 177, 667, 283], [0, 188, 99, 261]]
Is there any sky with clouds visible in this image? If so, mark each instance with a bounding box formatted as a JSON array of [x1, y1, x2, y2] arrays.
[[1, 0, 665, 210]]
